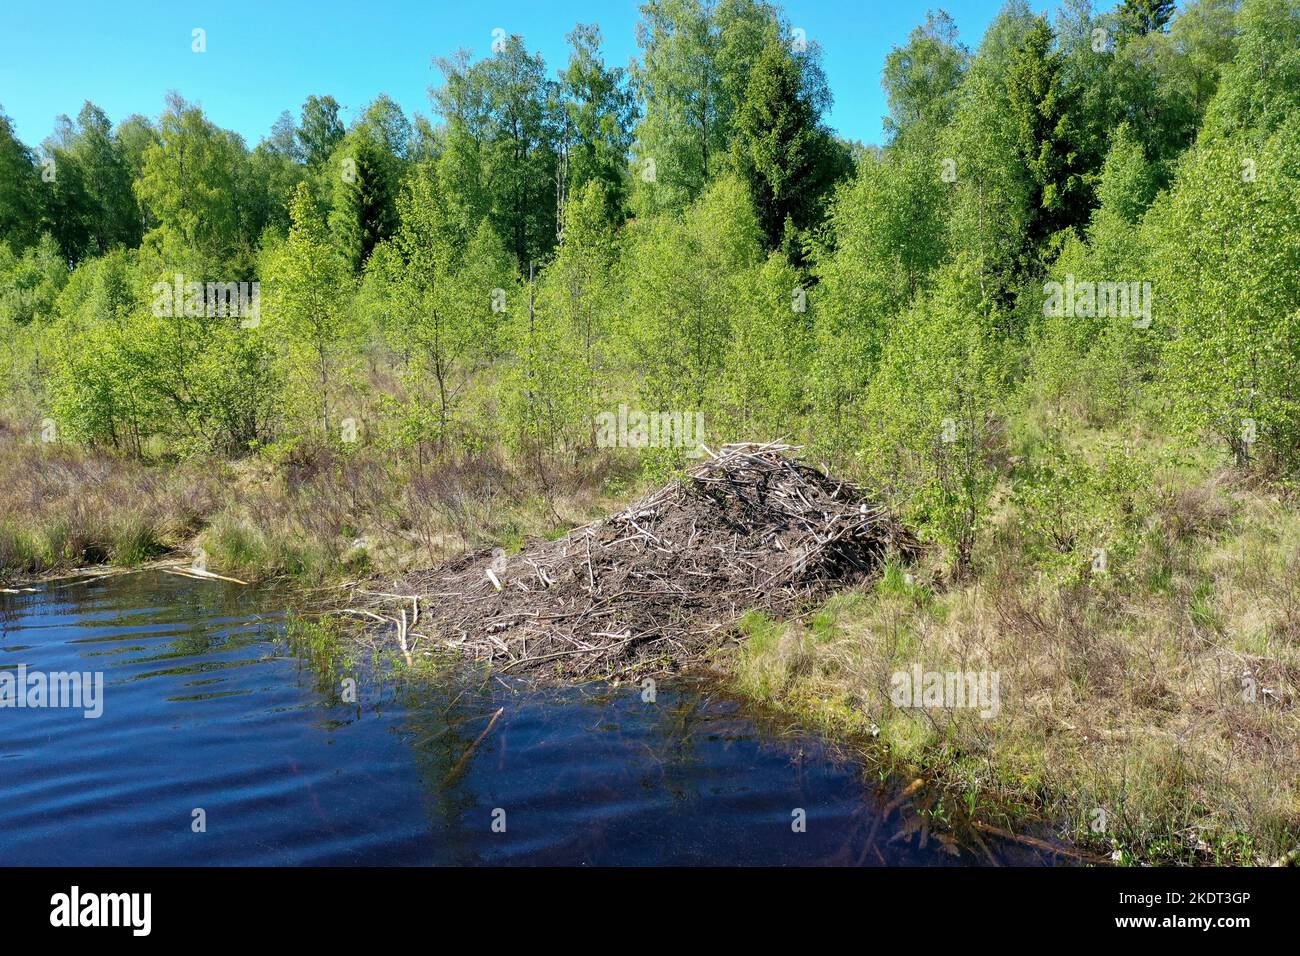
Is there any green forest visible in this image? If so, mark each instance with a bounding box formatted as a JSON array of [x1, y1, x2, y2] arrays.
[[2, 0, 1299, 864]]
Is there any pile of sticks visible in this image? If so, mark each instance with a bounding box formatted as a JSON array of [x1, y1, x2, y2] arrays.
[[350, 442, 916, 679]]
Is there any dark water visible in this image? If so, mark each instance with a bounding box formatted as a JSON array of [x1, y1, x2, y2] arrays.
[[0, 571, 1058, 865]]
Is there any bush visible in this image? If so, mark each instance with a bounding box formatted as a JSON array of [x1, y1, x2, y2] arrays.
[[859, 260, 1013, 574]]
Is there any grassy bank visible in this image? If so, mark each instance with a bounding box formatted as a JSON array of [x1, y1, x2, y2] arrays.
[[0, 422, 216, 577], [726, 431, 1300, 866], [0, 421, 638, 586]]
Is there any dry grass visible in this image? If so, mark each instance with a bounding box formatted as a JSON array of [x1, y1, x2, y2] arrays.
[[196, 444, 632, 584], [728, 470, 1300, 865], [0, 425, 217, 578], [0, 419, 635, 586]]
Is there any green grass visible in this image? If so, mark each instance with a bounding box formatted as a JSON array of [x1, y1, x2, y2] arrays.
[[725, 439, 1300, 867], [284, 614, 360, 699], [110, 523, 166, 566]]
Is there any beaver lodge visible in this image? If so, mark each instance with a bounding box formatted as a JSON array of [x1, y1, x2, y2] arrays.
[[350, 442, 917, 679]]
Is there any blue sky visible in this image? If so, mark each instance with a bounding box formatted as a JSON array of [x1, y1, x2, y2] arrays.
[[0, 0, 1057, 149]]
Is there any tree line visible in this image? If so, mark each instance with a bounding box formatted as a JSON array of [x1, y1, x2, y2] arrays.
[[1, 0, 1297, 571]]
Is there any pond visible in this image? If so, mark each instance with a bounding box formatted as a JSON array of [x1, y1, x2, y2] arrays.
[[0, 571, 1061, 865]]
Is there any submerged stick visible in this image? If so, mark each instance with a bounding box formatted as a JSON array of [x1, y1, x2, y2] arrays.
[[858, 778, 924, 865], [47, 568, 144, 589], [164, 566, 249, 586], [970, 821, 1106, 864], [442, 707, 505, 786]]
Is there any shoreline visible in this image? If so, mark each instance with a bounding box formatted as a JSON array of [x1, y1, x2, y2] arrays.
[[6, 550, 1290, 867]]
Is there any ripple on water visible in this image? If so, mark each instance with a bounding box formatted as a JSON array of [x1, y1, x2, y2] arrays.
[[0, 571, 1064, 866]]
